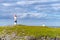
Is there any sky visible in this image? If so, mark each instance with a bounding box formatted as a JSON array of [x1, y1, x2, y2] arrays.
[[0, 0, 60, 26]]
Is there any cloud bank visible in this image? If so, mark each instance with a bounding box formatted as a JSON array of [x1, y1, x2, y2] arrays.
[[0, 0, 60, 19]]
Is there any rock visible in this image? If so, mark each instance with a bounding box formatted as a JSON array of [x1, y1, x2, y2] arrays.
[[5, 34, 11, 40], [37, 36, 45, 40], [24, 36, 36, 40]]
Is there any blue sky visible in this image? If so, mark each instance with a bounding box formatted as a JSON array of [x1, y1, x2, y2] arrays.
[[0, 0, 60, 26]]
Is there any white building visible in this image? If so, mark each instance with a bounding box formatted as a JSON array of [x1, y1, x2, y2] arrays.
[[42, 24, 46, 26]]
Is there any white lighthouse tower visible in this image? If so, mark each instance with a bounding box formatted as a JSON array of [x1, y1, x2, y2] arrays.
[[14, 14, 17, 25]]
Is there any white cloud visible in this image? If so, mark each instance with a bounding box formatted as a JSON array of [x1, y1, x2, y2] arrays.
[[16, 1, 37, 5], [29, 13, 47, 18], [34, 5, 45, 10], [49, 0, 60, 2], [35, 0, 48, 2], [34, 3, 60, 11], [34, 0, 59, 2], [16, 0, 49, 5], [17, 13, 27, 18], [51, 3, 60, 10], [17, 13, 47, 18], [2, 1, 48, 6], [2, 0, 60, 7], [2, 3, 12, 6]]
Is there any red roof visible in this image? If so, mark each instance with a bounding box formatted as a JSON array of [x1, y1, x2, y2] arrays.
[[14, 14, 17, 17]]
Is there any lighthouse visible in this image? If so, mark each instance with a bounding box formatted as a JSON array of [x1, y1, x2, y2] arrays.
[[14, 14, 17, 25]]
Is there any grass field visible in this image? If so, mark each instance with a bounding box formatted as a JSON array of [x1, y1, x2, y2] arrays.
[[0, 25, 60, 38]]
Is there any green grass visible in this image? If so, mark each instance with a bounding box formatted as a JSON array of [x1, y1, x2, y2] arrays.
[[0, 25, 60, 38]]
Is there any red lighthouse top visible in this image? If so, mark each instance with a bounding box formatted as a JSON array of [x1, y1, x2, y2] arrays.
[[14, 14, 17, 17]]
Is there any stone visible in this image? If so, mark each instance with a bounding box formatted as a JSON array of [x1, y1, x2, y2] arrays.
[[24, 36, 35, 40]]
